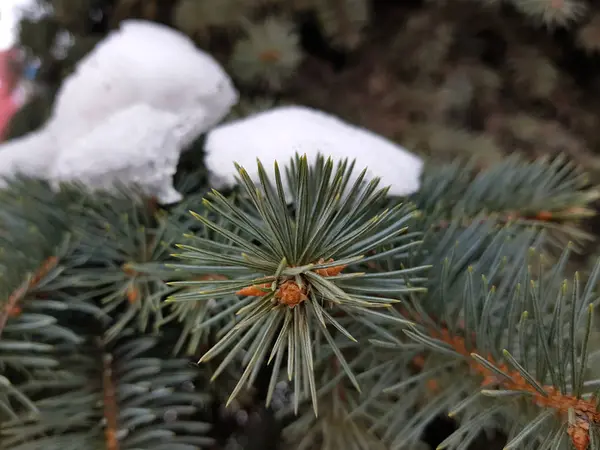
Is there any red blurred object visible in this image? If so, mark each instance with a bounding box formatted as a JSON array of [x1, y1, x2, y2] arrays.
[[0, 48, 23, 141]]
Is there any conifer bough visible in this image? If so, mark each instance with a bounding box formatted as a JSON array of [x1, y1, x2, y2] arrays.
[[2, 153, 599, 449], [166, 154, 429, 414]]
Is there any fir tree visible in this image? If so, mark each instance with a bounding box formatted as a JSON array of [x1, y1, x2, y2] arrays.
[[1, 151, 600, 449], [4, 1, 600, 450]]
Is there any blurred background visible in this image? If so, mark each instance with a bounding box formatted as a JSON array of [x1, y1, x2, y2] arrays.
[[1, 0, 600, 175]]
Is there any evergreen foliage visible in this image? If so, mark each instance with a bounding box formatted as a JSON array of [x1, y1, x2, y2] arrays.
[[4, 1, 600, 449], [1, 150, 600, 450]]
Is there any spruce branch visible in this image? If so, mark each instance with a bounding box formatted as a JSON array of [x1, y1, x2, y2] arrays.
[[372, 226, 600, 450], [354, 220, 542, 448], [285, 387, 386, 450], [231, 15, 303, 91], [162, 276, 239, 358], [50, 190, 186, 342], [135, 195, 249, 357], [0, 178, 75, 305], [509, 0, 587, 28], [165, 154, 429, 414], [1, 331, 213, 449], [102, 351, 120, 450], [315, 0, 371, 50], [0, 245, 106, 423], [0, 256, 59, 339], [280, 332, 400, 450], [413, 154, 600, 251]]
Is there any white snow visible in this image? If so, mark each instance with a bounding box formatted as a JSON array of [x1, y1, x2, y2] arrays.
[[0, 128, 56, 181], [50, 19, 239, 149], [0, 0, 48, 50], [50, 104, 185, 204], [0, 16, 422, 206], [205, 106, 423, 201], [0, 20, 239, 203]]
